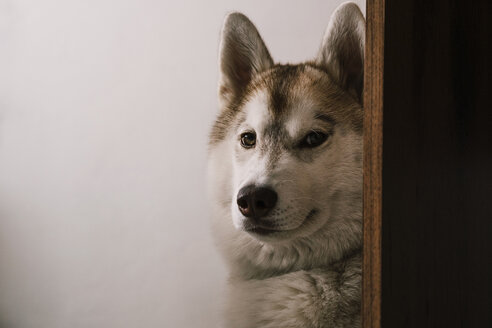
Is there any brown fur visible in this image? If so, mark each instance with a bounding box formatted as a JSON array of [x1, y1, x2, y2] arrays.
[[210, 63, 363, 147]]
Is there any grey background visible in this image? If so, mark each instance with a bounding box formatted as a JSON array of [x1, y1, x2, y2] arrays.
[[0, 0, 365, 327]]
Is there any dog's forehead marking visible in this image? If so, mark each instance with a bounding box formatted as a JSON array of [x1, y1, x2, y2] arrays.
[[241, 66, 317, 135], [236, 63, 361, 152], [284, 97, 318, 138], [210, 63, 362, 148], [242, 91, 271, 132]]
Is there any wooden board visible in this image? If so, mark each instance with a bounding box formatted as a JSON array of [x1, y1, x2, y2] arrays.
[[362, 0, 384, 327], [381, 0, 491, 326]]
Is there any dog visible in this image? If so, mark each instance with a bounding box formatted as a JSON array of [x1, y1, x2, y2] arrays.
[[207, 2, 365, 327]]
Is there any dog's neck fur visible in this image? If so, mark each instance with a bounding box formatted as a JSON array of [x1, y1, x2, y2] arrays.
[[228, 214, 362, 281]]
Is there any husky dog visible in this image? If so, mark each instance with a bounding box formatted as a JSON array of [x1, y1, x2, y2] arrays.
[[208, 2, 365, 327]]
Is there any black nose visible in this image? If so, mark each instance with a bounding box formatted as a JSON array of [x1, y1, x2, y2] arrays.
[[237, 185, 278, 218]]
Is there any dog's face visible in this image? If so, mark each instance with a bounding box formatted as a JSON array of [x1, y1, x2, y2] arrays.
[[209, 4, 365, 244], [228, 67, 363, 243]]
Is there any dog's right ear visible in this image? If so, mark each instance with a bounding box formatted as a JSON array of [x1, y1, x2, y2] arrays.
[[218, 13, 273, 109], [316, 2, 365, 101]]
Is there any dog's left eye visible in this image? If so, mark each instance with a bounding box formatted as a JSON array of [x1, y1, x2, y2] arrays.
[[300, 131, 328, 148], [240, 132, 256, 148]]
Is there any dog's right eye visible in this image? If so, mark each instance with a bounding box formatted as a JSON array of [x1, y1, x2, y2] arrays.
[[240, 132, 256, 148], [300, 131, 328, 148]]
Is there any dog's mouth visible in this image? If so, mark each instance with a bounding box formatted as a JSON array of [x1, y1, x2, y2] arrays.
[[244, 209, 318, 236], [246, 226, 279, 235]]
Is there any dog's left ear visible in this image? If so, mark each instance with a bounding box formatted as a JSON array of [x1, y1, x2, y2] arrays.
[[218, 13, 273, 109], [316, 2, 365, 101]]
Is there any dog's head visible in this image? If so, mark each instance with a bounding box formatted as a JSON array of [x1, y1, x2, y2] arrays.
[[208, 3, 364, 248]]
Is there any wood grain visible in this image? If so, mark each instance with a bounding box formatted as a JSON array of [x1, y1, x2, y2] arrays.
[[362, 0, 384, 327], [381, 0, 492, 326]]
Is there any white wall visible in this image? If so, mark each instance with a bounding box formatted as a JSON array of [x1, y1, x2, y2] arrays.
[[0, 1, 365, 327]]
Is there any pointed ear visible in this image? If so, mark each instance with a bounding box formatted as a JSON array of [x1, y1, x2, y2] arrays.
[[316, 2, 365, 101], [218, 13, 273, 108]]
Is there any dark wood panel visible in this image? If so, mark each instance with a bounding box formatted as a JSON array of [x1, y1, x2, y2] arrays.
[[381, 0, 492, 326], [362, 0, 384, 327]]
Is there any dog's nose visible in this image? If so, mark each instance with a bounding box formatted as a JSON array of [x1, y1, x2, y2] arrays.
[[237, 185, 278, 218]]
